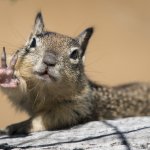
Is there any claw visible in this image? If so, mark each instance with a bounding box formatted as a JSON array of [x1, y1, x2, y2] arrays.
[[9, 50, 18, 70], [0, 48, 19, 88], [1, 47, 7, 68]]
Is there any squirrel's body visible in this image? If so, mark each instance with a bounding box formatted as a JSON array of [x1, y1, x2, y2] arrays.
[[0, 12, 150, 135]]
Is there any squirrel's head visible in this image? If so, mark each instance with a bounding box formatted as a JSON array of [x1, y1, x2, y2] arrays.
[[17, 12, 93, 91]]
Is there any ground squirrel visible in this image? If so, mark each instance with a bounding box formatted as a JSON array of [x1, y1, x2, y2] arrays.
[[0, 12, 150, 135]]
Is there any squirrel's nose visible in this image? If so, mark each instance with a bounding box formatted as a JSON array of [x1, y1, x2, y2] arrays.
[[43, 52, 57, 67]]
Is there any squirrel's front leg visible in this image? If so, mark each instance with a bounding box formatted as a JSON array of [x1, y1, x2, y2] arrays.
[[1, 119, 32, 135], [0, 116, 46, 135]]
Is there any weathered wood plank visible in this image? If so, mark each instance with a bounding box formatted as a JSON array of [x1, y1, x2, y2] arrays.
[[0, 117, 150, 150]]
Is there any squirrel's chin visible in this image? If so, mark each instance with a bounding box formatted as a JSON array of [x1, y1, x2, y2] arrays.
[[34, 73, 56, 83]]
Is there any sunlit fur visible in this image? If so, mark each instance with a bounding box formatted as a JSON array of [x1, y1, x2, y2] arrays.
[[1, 12, 150, 135], [4, 29, 93, 132]]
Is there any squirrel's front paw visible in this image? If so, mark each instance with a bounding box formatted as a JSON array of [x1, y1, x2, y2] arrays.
[[0, 120, 31, 136], [0, 47, 19, 88]]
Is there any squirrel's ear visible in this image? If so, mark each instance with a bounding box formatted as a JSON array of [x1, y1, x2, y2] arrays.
[[76, 27, 94, 56], [33, 12, 45, 35]]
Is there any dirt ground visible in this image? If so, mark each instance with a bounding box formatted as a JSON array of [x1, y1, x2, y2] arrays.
[[0, 0, 150, 128]]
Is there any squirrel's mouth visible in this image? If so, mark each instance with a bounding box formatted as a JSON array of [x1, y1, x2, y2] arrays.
[[33, 70, 56, 82]]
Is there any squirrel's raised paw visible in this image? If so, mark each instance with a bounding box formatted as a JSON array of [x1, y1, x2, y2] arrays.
[[0, 47, 19, 88]]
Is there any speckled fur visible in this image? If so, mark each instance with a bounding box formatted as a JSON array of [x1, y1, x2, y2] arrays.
[[1, 12, 150, 135]]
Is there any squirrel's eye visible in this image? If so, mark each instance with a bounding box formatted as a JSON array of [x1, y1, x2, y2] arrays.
[[70, 49, 79, 60], [30, 38, 36, 48]]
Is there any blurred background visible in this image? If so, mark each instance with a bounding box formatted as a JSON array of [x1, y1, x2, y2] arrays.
[[0, 0, 150, 128]]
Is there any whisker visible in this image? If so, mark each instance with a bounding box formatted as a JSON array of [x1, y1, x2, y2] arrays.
[[85, 70, 103, 74], [85, 59, 101, 67], [0, 40, 21, 48], [0, 45, 19, 50], [7, 21, 27, 44], [28, 80, 40, 92], [33, 89, 39, 108]]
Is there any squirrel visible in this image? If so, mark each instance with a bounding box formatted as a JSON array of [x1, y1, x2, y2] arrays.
[[0, 12, 150, 135]]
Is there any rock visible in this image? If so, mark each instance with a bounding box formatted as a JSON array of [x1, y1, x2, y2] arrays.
[[0, 117, 150, 150]]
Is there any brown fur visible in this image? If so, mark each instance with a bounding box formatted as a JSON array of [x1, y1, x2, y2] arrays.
[[0, 12, 150, 135]]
